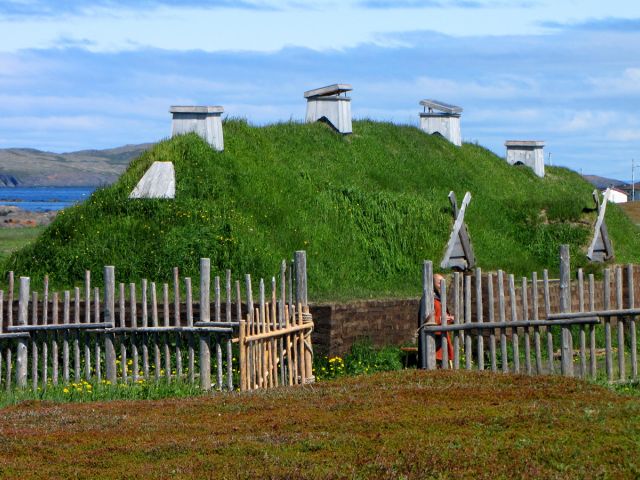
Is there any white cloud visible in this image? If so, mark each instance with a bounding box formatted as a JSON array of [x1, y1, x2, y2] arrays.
[[588, 67, 640, 95], [558, 111, 618, 133], [608, 129, 640, 142]]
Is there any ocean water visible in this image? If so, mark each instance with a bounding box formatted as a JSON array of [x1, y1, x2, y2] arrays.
[[0, 186, 95, 212]]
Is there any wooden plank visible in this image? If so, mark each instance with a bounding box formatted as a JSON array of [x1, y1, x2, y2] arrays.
[[104, 266, 117, 384], [418, 261, 428, 370], [239, 320, 247, 391], [497, 270, 507, 373], [83, 272, 92, 382], [31, 291, 38, 390], [141, 279, 149, 379], [295, 251, 308, 307], [63, 291, 70, 384], [413, 317, 602, 333], [199, 258, 211, 391], [119, 283, 127, 382], [486, 273, 496, 372], [284, 300, 293, 386], [587, 188, 614, 261], [441, 192, 474, 270], [73, 287, 81, 383], [185, 277, 194, 384], [532, 272, 542, 375], [453, 272, 461, 370], [279, 261, 287, 384], [297, 305, 306, 384], [604, 268, 613, 381], [522, 277, 531, 375], [94, 287, 102, 382], [464, 274, 472, 371], [509, 274, 519, 373], [226, 270, 233, 391], [245, 274, 255, 389], [163, 283, 171, 382], [8, 323, 113, 332], [7, 272, 13, 327], [16, 277, 29, 388], [271, 277, 279, 386], [628, 264, 637, 380], [41, 279, 48, 388], [616, 266, 625, 381], [440, 278, 449, 369], [589, 273, 597, 378], [559, 245, 573, 377], [475, 269, 483, 371], [52, 291, 59, 385], [215, 276, 223, 390], [151, 282, 160, 382], [543, 269, 554, 374], [130, 283, 138, 383], [173, 267, 181, 327], [259, 279, 267, 388], [577, 269, 586, 378]]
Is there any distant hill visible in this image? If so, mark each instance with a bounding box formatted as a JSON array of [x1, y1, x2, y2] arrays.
[[4, 120, 640, 299], [0, 144, 154, 186], [582, 174, 628, 190]]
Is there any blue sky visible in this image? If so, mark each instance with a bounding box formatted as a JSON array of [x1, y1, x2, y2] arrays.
[[0, 0, 639, 179]]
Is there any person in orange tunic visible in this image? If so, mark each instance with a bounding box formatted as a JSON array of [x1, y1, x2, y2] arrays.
[[419, 274, 454, 367], [432, 274, 454, 367]]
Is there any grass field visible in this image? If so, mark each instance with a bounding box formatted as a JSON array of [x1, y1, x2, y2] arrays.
[[0, 370, 637, 479], [0, 227, 44, 261], [620, 201, 640, 225], [4, 120, 640, 299]]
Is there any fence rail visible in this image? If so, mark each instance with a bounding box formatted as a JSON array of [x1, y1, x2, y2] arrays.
[[0, 251, 313, 393], [419, 245, 639, 382]]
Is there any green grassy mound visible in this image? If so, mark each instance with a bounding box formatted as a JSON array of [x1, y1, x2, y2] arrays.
[[3, 120, 639, 300]]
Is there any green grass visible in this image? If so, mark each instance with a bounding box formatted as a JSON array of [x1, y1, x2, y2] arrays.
[[0, 227, 44, 262], [3, 120, 640, 300], [0, 378, 206, 408]]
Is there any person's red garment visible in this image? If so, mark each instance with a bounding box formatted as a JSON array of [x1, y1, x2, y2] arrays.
[[433, 297, 454, 361]]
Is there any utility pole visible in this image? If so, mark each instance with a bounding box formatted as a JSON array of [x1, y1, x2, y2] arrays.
[[633, 158, 636, 202], [548, 152, 552, 166]]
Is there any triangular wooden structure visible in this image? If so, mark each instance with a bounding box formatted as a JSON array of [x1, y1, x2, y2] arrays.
[[440, 191, 475, 271], [587, 188, 614, 262]]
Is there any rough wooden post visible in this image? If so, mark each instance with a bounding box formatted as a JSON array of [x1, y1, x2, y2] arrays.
[[294, 251, 307, 307], [418, 261, 436, 370], [104, 266, 117, 384], [239, 319, 247, 391], [476, 268, 484, 371], [628, 264, 637, 380], [199, 258, 211, 391], [16, 277, 29, 388], [559, 245, 574, 377]]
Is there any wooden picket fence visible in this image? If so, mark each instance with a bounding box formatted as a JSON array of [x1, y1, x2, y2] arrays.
[[0, 251, 314, 392], [419, 245, 639, 382]]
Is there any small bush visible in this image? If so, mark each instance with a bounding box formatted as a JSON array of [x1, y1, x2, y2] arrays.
[[314, 339, 403, 380]]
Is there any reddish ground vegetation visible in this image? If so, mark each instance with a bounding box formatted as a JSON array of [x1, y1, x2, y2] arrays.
[[0, 371, 637, 479]]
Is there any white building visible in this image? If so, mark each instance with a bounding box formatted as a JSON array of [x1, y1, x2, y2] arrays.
[[304, 84, 352, 134], [606, 188, 628, 204], [170, 106, 224, 151], [505, 140, 545, 177], [418, 99, 463, 146]]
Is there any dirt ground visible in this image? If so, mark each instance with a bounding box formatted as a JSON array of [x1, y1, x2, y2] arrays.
[[0, 370, 637, 479]]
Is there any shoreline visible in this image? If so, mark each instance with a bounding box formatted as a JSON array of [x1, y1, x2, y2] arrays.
[[0, 205, 57, 228]]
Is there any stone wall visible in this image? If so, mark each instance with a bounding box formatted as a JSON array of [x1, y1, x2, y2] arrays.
[[310, 298, 420, 357]]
